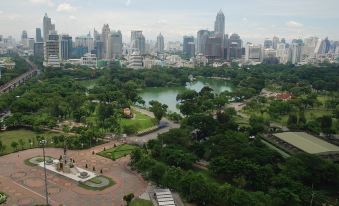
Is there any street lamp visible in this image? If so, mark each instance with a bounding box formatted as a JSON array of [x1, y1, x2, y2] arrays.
[[39, 139, 49, 206]]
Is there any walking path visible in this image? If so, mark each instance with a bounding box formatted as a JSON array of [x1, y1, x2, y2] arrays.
[[0, 141, 148, 206], [127, 107, 180, 145]]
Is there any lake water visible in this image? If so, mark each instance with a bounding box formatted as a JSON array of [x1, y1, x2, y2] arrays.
[[139, 78, 233, 113]]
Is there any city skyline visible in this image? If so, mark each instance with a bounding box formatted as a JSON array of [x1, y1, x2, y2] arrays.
[[1, 0, 339, 43]]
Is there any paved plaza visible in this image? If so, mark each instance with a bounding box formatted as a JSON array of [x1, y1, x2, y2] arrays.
[[0, 142, 148, 206]]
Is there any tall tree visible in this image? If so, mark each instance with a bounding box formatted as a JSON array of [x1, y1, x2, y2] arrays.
[[149, 101, 168, 123]]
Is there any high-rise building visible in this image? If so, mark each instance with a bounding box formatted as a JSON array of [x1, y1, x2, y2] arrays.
[[75, 34, 94, 54], [21, 30, 28, 47], [43, 13, 55, 42], [156, 33, 165, 53], [214, 10, 225, 37], [101, 24, 111, 59], [95, 41, 104, 60], [290, 43, 302, 64], [44, 31, 60, 67], [205, 36, 223, 59], [227, 33, 242, 60], [36, 28, 43, 42], [59, 34, 72, 61], [93, 28, 101, 42], [264, 38, 273, 49], [303, 36, 319, 57], [197, 30, 210, 55], [109, 31, 123, 59], [272, 36, 279, 50], [34, 42, 44, 58], [131, 31, 146, 55], [245, 43, 263, 62], [167, 41, 181, 52], [183, 36, 195, 57], [28, 38, 35, 51]]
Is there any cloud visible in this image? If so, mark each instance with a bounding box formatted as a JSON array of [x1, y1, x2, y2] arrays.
[[242, 17, 248, 21], [57, 3, 76, 12], [286, 21, 303, 28], [29, 0, 54, 7], [69, 15, 77, 20], [126, 0, 131, 6]]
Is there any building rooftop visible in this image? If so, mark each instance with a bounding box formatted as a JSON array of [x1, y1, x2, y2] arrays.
[[273, 132, 339, 154]]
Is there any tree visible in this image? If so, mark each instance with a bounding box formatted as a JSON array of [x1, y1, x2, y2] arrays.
[[249, 115, 269, 135], [123, 193, 134, 206], [319, 115, 333, 135], [186, 113, 217, 138], [149, 100, 168, 123], [287, 113, 298, 129], [298, 111, 306, 128], [11, 141, 18, 151], [335, 105, 339, 119]]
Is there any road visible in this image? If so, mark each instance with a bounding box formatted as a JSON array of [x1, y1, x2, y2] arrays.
[[126, 106, 180, 145], [0, 58, 38, 93]]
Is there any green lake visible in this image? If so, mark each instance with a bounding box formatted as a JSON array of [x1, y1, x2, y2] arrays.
[[139, 78, 233, 113]]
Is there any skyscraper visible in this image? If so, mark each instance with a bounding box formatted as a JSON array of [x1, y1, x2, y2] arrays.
[[156, 33, 164, 53], [264, 38, 273, 49], [214, 10, 225, 37], [245, 43, 263, 62], [21, 30, 28, 47], [43, 13, 55, 42], [36, 28, 43, 42], [75, 34, 94, 53], [109, 31, 123, 59], [183, 36, 195, 58], [227, 33, 242, 60], [101, 24, 110, 59], [59, 34, 72, 60], [272, 36, 280, 50], [34, 42, 44, 58], [131, 31, 146, 55], [205, 35, 223, 59], [197, 30, 210, 55], [44, 31, 60, 67], [290, 43, 302, 64], [93, 28, 101, 42]]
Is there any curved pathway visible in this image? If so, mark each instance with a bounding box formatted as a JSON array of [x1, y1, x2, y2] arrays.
[[127, 106, 180, 145]]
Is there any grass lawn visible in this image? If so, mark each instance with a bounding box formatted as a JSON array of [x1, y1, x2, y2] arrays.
[[130, 198, 153, 206], [78, 176, 115, 191], [121, 110, 156, 132], [97, 144, 137, 160], [86, 109, 156, 135], [0, 129, 64, 155]]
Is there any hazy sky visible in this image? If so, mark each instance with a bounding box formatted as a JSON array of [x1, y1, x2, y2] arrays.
[[1, 0, 338, 43]]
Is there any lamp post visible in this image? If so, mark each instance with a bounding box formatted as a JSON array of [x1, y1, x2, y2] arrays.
[[39, 139, 49, 206]]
